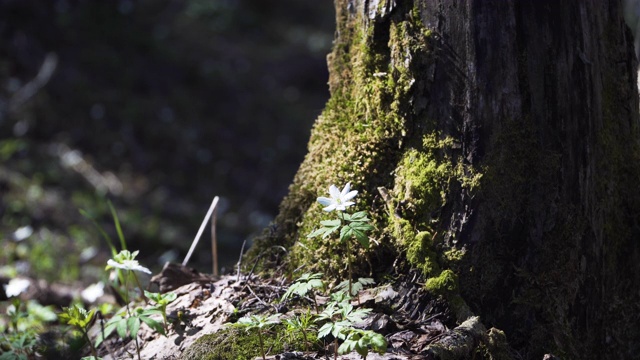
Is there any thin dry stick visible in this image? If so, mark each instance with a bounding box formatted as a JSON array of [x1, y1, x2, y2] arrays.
[[211, 199, 219, 277], [183, 196, 219, 267], [236, 239, 247, 283]]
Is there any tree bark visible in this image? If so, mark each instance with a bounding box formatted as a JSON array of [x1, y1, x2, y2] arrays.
[[250, 1, 640, 359]]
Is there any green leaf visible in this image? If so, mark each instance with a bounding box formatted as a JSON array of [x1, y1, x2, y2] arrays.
[[127, 316, 141, 338], [140, 315, 165, 335], [350, 221, 374, 231], [338, 339, 355, 355], [307, 228, 326, 238], [339, 226, 352, 242], [95, 317, 120, 347], [0, 353, 22, 360], [369, 332, 387, 352], [107, 200, 127, 251], [307, 223, 340, 239], [317, 323, 332, 339], [320, 219, 341, 227], [332, 321, 350, 339], [352, 228, 370, 248], [80, 209, 117, 256], [358, 278, 375, 286], [349, 211, 368, 221], [116, 317, 128, 339], [307, 278, 324, 290], [140, 308, 163, 317]]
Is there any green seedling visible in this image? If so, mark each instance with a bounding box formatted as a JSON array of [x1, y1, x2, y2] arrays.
[[0, 331, 38, 360], [59, 304, 100, 359], [281, 273, 325, 312], [316, 298, 371, 360], [144, 291, 177, 330], [283, 310, 317, 352], [95, 307, 164, 360], [232, 314, 281, 360], [338, 328, 387, 359], [0, 297, 57, 360]]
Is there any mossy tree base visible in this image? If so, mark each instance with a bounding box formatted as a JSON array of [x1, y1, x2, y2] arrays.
[[250, 1, 640, 359]]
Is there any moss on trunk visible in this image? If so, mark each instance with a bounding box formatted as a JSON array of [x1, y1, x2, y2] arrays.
[[248, 1, 640, 359]]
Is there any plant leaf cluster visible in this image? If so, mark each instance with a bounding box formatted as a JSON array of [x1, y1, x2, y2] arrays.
[[307, 211, 374, 248], [95, 307, 164, 348]]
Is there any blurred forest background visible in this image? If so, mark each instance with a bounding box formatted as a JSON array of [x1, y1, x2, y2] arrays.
[[0, 0, 334, 285]]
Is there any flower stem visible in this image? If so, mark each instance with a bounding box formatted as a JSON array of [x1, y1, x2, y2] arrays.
[[346, 239, 352, 297], [258, 329, 266, 360], [83, 330, 99, 359], [338, 211, 353, 296], [132, 272, 148, 305]]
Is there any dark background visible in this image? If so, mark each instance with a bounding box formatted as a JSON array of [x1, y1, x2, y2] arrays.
[[0, 0, 334, 282]]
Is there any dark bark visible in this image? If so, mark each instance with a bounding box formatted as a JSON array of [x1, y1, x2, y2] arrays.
[[251, 1, 640, 358]]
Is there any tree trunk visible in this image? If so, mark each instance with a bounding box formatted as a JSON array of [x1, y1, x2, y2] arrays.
[[250, 1, 640, 359]]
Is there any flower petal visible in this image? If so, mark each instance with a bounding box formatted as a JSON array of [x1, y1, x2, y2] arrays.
[[317, 197, 333, 206], [132, 265, 152, 274], [329, 185, 341, 199], [323, 204, 337, 212], [342, 201, 355, 208], [340, 182, 352, 197], [342, 190, 358, 202]]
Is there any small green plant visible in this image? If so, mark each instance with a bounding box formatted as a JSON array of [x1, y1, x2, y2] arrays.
[[0, 331, 38, 360], [281, 272, 325, 312], [335, 277, 375, 304], [316, 297, 371, 360], [232, 314, 281, 360], [308, 183, 374, 295], [283, 310, 317, 352], [98, 249, 154, 360], [95, 306, 165, 351], [338, 328, 387, 359], [0, 297, 56, 360], [144, 291, 177, 330], [59, 304, 100, 360]]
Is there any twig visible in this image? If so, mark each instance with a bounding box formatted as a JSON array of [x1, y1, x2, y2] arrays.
[[9, 53, 58, 113], [242, 281, 279, 314], [236, 239, 247, 283], [183, 196, 219, 267], [211, 197, 219, 277]]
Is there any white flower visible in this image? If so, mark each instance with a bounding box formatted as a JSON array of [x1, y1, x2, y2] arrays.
[[317, 182, 358, 212], [107, 259, 152, 274], [81, 282, 105, 303], [3, 278, 30, 297], [106, 250, 152, 274]]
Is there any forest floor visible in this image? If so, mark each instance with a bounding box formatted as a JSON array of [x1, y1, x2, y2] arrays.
[[89, 264, 459, 360]]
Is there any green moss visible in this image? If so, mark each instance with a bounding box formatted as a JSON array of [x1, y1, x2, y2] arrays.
[[425, 269, 458, 296], [181, 325, 313, 360], [443, 248, 466, 263], [247, 1, 439, 279], [405, 230, 439, 276], [472, 328, 514, 360]]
